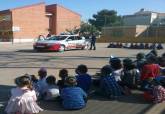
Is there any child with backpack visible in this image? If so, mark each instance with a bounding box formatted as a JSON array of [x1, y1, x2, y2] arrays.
[[43, 75, 60, 101], [121, 58, 140, 89]]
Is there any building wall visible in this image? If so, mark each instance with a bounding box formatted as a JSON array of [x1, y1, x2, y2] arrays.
[[0, 3, 81, 42], [46, 4, 57, 35], [99, 26, 165, 43], [135, 25, 148, 37], [56, 5, 81, 35], [0, 10, 13, 41], [11, 3, 49, 43], [46, 4, 81, 35], [123, 13, 157, 26]]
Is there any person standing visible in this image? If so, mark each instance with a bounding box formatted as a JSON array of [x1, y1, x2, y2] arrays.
[[89, 33, 96, 50]]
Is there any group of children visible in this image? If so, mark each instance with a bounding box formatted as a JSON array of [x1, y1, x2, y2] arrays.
[[5, 50, 165, 114], [108, 42, 164, 50], [5, 64, 92, 113]]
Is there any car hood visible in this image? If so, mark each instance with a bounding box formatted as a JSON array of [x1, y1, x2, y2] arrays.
[[36, 40, 61, 44]]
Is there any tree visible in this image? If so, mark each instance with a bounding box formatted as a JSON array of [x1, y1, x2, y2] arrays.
[[65, 21, 100, 37], [65, 26, 79, 35], [89, 9, 122, 31], [79, 21, 101, 37]]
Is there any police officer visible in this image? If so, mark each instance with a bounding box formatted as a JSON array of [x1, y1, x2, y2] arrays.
[[89, 33, 96, 50]]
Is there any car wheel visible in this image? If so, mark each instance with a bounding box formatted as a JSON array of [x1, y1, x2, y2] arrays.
[[59, 45, 65, 52]]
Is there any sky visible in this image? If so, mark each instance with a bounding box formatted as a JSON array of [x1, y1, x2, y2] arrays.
[[0, 0, 165, 20]]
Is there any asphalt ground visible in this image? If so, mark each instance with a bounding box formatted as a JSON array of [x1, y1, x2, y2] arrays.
[[0, 43, 164, 114]]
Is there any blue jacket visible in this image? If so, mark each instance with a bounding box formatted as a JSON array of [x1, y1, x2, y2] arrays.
[[60, 87, 87, 109], [100, 75, 122, 97], [76, 74, 92, 93]]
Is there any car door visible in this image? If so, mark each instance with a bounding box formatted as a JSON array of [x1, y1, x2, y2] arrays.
[[66, 36, 76, 49], [76, 36, 85, 48]]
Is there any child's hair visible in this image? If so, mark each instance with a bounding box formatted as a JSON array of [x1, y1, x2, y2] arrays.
[[46, 75, 56, 85], [76, 64, 88, 74], [123, 58, 135, 70], [101, 65, 112, 76], [38, 67, 47, 79], [29, 75, 38, 83], [110, 57, 122, 70], [15, 75, 32, 89], [59, 69, 68, 79], [65, 76, 77, 86], [136, 52, 145, 60]]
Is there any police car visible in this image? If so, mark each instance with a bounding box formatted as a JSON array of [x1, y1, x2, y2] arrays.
[[33, 35, 89, 52]]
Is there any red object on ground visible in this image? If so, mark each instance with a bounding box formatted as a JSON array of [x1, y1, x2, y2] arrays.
[[143, 91, 153, 102]]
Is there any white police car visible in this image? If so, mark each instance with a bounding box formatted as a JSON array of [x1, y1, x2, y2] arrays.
[[33, 35, 88, 52]]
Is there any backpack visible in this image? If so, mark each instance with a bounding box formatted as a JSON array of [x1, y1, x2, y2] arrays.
[[121, 69, 139, 88]]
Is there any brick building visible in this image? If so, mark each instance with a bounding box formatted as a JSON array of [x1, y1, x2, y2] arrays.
[[0, 2, 81, 43]]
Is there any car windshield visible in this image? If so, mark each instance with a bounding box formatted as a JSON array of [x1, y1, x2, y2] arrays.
[[46, 36, 67, 41]]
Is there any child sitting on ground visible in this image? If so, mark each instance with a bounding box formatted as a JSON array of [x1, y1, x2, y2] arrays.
[[27, 74, 40, 96], [43, 75, 60, 101], [37, 67, 48, 98], [76, 64, 92, 93], [153, 80, 165, 103], [141, 55, 160, 89], [134, 52, 146, 71], [143, 78, 165, 103], [60, 76, 87, 110], [57, 69, 68, 92], [5, 75, 43, 114], [98, 65, 122, 98], [121, 58, 140, 89], [109, 57, 123, 82]]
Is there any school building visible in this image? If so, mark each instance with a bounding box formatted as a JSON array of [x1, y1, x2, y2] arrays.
[[0, 2, 81, 43]]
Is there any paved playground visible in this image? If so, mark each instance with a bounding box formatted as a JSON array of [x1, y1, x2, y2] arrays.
[[0, 43, 164, 114]]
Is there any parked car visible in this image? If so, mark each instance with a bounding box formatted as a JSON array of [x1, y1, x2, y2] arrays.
[[33, 35, 88, 52]]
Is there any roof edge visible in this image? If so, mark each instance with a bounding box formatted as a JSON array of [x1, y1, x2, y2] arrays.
[[46, 4, 81, 17], [0, 9, 10, 14], [11, 2, 45, 11]]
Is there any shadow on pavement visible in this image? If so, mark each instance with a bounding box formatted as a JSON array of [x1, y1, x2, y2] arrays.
[[0, 85, 158, 114], [0, 85, 15, 114]]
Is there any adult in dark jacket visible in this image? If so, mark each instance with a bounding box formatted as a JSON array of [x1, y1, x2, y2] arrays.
[[89, 34, 96, 50]]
